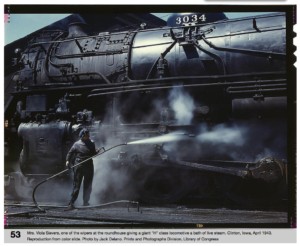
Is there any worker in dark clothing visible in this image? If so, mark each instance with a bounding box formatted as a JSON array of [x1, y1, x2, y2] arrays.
[[66, 128, 100, 210]]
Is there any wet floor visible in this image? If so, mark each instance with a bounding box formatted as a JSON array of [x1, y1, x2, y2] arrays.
[[5, 199, 288, 227]]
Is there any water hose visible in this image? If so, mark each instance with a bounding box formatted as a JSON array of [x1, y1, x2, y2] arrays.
[[32, 143, 128, 212], [6, 200, 139, 211]]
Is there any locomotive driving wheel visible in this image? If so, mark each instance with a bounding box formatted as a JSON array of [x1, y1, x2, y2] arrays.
[[213, 173, 286, 207]]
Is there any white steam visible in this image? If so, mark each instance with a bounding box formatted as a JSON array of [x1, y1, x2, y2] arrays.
[[169, 87, 195, 125], [197, 124, 246, 146]]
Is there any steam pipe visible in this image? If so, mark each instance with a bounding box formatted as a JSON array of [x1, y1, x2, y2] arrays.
[[145, 39, 177, 80], [226, 83, 286, 94], [193, 40, 226, 75], [227, 88, 286, 94], [32, 143, 127, 212], [227, 83, 286, 90]]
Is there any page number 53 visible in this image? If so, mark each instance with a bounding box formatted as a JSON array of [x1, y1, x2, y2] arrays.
[[11, 231, 21, 238]]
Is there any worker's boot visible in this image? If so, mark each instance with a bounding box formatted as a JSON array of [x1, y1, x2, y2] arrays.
[[83, 202, 90, 206], [65, 204, 75, 211]]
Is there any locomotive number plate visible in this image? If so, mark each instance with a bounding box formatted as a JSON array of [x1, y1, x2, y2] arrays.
[[176, 14, 206, 25]]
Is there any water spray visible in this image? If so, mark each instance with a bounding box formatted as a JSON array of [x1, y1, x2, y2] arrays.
[[128, 133, 195, 145], [32, 143, 127, 211]]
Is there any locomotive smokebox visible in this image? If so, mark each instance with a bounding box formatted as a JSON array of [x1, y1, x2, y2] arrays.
[[67, 22, 88, 38], [167, 12, 227, 27]]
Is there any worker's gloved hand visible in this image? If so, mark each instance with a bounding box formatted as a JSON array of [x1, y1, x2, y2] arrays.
[[96, 147, 102, 153], [66, 161, 71, 169]]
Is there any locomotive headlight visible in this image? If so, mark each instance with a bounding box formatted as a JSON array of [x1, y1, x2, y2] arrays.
[[4, 120, 8, 128]]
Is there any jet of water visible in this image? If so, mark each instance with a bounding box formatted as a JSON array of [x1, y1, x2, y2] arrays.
[[128, 133, 186, 145]]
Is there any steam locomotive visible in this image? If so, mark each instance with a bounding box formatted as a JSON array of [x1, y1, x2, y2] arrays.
[[5, 12, 288, 206]]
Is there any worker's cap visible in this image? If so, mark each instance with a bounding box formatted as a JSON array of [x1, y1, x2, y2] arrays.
[[79, 128, 89, 138]]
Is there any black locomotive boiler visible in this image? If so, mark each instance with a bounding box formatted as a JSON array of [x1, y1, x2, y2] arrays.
[[5, 12, 288, 206]]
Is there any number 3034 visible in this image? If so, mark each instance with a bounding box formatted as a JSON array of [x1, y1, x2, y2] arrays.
[[176, 14, 206, 24]]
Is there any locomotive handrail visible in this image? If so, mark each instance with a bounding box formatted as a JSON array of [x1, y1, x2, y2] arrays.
[[88, 79, 287, 98], [121, 71, 286, 85], [90, 79, 286, 93], [11, 72, 287, 95], [88, 85, 286, 98]]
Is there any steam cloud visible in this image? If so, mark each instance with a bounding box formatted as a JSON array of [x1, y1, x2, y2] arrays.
[[197, 123, 246, 146], [168, 87, 195, 125]]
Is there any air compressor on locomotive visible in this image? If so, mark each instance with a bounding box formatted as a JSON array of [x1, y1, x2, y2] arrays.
[[4, 12, 288, 206]]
